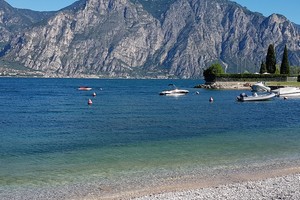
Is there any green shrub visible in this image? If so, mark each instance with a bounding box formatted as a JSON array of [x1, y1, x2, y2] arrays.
[[204, 73, 288, 83], [203, 63, 225, 82]]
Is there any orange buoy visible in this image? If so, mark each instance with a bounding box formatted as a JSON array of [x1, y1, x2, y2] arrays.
[[88, 99, 93, 105]]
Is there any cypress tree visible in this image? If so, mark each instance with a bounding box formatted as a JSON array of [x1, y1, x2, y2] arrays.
[[266, 44, 276, 74], [280, 45, 290, 75], [260, 60, 267, 74]]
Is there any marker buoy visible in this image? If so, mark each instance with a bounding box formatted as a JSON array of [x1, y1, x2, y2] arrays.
[[284, 96, 288, 100], [88, 99, 93, 105], [209, 97, 214, 102], [92, 92, 96, 97]]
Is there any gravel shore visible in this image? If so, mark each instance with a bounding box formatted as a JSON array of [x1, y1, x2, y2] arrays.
[[195, 81, 254, 90], [2, 169, 300, 200], [134, 173, 300, 200]]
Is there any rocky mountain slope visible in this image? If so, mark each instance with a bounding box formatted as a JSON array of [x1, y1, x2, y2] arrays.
[[0, 0, 54, 48], [1, 0, 300, 78]]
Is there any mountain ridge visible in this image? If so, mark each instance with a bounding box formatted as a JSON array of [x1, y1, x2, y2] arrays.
[[1, 0, 300, 78]]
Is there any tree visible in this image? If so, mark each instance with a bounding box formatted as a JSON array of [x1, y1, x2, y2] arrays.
[[280, 45, 290, 75], [203, 63, 224, 82], [203, 63, 224, 76], [259, 60, 267, 74], [266, 44, 276, 74]]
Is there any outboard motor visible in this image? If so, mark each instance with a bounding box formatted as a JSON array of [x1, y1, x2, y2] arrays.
[[237, 93, 247, 101], [240, 93, 247, 97]]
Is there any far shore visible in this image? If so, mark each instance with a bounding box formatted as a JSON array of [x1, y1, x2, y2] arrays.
[[195, 81, 255, 90], [195, 81, 300, 90]]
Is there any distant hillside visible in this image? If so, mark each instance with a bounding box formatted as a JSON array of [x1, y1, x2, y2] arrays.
[[0, 0, 54, 46], [0, 0, 300, 78]]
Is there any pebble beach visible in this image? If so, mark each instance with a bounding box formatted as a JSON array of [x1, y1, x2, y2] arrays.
[[134, 173, 300, 200], [3, 164, 300, 200]]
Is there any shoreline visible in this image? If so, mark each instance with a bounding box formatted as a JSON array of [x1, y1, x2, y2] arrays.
[[2, 161, 300, 200], [195, 81, 300, 90], [132, 170, 300, 200], [128, 166, 300, 200], [98, 160, 300, 199], [195, 81, 255, 90]]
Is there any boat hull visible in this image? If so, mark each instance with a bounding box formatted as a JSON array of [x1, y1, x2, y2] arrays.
[[272, 87, 300, 97], [159, 89, 189, 96], [237, 93, 276, 102], [78, 87, 92, 91]]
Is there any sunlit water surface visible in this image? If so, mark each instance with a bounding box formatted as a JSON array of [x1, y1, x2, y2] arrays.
[[1, 78, 300, 191]]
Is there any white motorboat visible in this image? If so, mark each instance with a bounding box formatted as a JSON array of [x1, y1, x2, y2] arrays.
[[272, 87, 300, 97], [237, 92, 276, 102], [252, 82, 300, 97], [78, 86, 92, 91], [251, 82, 271, 92], [159, 84, 189, 96]]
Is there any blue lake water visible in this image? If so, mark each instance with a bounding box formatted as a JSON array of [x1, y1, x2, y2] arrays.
[[1, 78, 300, 192]]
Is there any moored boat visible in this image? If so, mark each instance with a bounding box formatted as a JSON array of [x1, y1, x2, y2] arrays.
[[251, 82, 271, 92], [78, 86, 92, 91], [237, 92, 276, 102], [159, 84, 189, 96], [252, 82, 300, 97], [272, 87, 300, 97]]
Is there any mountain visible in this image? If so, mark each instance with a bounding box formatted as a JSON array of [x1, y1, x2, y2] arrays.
[[0, 0, 56, 76], [1, 0, 300, 78], [0, 0, 54, 47]]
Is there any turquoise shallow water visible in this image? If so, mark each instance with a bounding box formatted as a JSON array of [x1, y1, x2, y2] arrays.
[[1, 78, 300, 190]]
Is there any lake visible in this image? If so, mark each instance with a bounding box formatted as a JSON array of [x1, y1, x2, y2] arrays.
[[1, 78, 300, 199]]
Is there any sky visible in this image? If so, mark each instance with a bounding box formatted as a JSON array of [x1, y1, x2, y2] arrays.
[[233, 0, 300, 24], [5, 0, 78, 12], [4, 0, 300, 24]]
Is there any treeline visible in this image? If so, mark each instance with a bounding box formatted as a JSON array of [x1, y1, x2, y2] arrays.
[[203, 44, 300, 82], [260, 44, 290, 75]]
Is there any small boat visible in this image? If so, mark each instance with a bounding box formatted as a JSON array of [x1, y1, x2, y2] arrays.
[[252, 82, 300, 97], [272, 87, 300, 97], [78, 86, 92, 91], [251, 82, 271, 92], [159, 84, 189, 96], [237, 92, 276, 102]]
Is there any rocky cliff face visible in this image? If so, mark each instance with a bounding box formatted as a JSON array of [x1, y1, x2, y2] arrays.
[[0, 0, 54, 47], [1, 0, 300, 78]]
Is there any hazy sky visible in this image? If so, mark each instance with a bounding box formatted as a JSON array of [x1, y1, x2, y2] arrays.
[[5, 0, 300, 24]]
